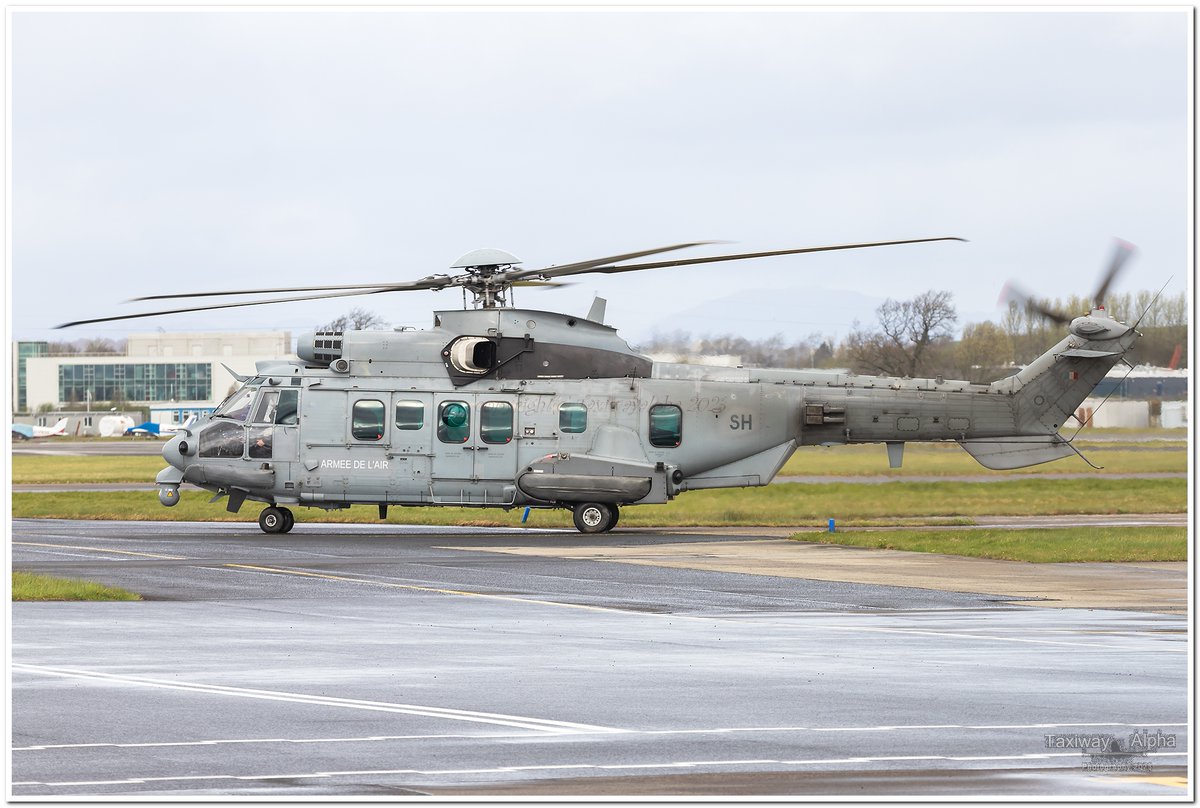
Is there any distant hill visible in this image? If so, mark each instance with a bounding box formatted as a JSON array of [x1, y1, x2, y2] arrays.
[[623, 285, 995, 344]]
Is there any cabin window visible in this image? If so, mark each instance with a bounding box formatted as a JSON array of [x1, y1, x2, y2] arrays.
[[395, 400, 424, 430], [351, 399, 385, 441], [437, 401, 470, 443], [199, 421, 245, 458], [649, 404, 682, 448], [480, 401, 513, 444], [559, 403, 587, 433]]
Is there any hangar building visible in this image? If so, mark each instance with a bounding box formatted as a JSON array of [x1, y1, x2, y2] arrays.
[[15, 331, 293, 423]]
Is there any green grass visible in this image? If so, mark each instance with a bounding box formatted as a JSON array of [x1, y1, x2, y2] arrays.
[[12, 456, 167, 484], [778, 442, 1187, 477], [11, 478, 1185, 528], [12, 441, 1187, 486], [12, 571, 141, 601], [1083, 427, 1188, 437], [794, 526, 1187, 563]]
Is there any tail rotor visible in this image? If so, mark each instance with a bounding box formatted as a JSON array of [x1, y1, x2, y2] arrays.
[[1000, 238, 1137, 325]]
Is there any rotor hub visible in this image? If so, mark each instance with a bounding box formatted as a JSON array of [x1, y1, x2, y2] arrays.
[[450, 248, 522, 269]]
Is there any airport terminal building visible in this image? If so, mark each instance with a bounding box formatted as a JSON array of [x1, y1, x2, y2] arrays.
[[15, 331, 294, 423]]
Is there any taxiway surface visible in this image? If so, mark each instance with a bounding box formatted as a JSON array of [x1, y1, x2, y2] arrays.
[[11, 519, 1189, 797]]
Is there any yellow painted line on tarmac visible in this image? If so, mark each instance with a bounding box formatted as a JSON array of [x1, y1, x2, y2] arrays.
[[13, 542, 188, 561], [222, 563, 666, 616]]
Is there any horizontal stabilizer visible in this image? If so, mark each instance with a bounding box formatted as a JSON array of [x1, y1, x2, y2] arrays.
[[1055, 348, 1120, 359], [959, 436, 1075, 470]]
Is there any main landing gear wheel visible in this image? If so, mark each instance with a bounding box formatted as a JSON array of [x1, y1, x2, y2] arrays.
[[279, 507, 295, 533], [259, 506, 287, 534], [572, 502, 617, 534]]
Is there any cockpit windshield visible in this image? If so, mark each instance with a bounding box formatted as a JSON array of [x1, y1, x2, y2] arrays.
[[213, 386, 257, 421]]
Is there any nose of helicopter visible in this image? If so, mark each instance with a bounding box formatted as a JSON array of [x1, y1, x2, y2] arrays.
[[162, 432, 187, 470]]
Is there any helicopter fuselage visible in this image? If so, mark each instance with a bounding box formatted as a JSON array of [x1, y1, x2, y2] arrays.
[[155, 304, 1136, 533]]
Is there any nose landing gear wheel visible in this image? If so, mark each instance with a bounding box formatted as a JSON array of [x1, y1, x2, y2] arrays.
[[572, 502, 617, 534], [278, 507, 295, 533], [258, 506, 286, 534]]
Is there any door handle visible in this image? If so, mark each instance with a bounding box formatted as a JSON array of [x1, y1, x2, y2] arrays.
[[476, 446, 489, 452], [462, 446, 475, 451]]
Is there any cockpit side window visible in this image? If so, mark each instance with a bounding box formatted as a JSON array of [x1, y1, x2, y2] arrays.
[[199, 421, 245, 458], [251, 391, 279, 423], [250, 389, 299, 425], [274, 389, 299, 424], [214, 386, 257, 421]]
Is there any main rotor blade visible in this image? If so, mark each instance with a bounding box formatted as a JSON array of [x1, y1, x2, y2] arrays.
[[511, 280, 575, 288], [1092, 238, 1136, 307], [129, 244, 712, 301], [129, 277, 451, 302], [519, 237, 967, 279], [55, 284, 426, 329], [504, 242, 720, 282]]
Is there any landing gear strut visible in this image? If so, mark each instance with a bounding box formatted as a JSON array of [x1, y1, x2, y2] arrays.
[[572, 502, 618, 534], [259, 506, 295, 534]]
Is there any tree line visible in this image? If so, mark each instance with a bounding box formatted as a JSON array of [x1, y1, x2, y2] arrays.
[[635, 289, 1188, 383]]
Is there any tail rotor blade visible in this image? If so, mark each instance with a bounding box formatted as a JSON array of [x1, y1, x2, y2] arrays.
[[1002, 237, 1137, 327], [1093, 238, 1136, 307], [1000, 281, 1071, 326]]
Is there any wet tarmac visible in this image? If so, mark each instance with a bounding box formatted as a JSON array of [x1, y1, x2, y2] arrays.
[[11, 519, 1189, 798]]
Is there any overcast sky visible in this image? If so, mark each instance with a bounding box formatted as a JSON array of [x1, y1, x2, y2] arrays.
[[9, 8, 1191, 346]]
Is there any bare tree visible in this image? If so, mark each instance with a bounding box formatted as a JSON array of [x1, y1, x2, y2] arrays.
[[842, 290, 958, 377], [82, 338, 121, 354], [319, 307, 387, 332], [1000, 290, 1188, 368]]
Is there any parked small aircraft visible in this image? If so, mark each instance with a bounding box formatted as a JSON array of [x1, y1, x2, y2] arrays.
[[125, 420, 190, 438], [12, 417, 69, 440]]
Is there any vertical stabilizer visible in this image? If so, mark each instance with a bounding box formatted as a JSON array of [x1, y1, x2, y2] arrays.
[[990, 310, 1136, 435]]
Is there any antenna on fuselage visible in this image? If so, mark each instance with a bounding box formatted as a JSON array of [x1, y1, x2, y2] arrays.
[[587, 296, 607, 324]]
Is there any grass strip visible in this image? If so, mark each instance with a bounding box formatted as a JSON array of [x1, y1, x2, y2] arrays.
[[12, 571, 141, 601], [12, 443, 1187, 486], [13, 456, 167, 484], [793, 526, 1187, 563], [778, 443, 1186, 477], [12, 478, 1185, 528]]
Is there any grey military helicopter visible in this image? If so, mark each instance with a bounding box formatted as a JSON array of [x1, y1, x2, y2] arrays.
[[59, 237, 1142, 534]]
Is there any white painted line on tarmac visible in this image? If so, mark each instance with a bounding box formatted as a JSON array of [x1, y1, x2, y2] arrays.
[[13, 721, 1187, 752], [13, 752, 1189, 788], [11, 663, 622, 735], [13, 541, 189, 560], [799, 623, 1188, 652], [219, 563, 716, 618]]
